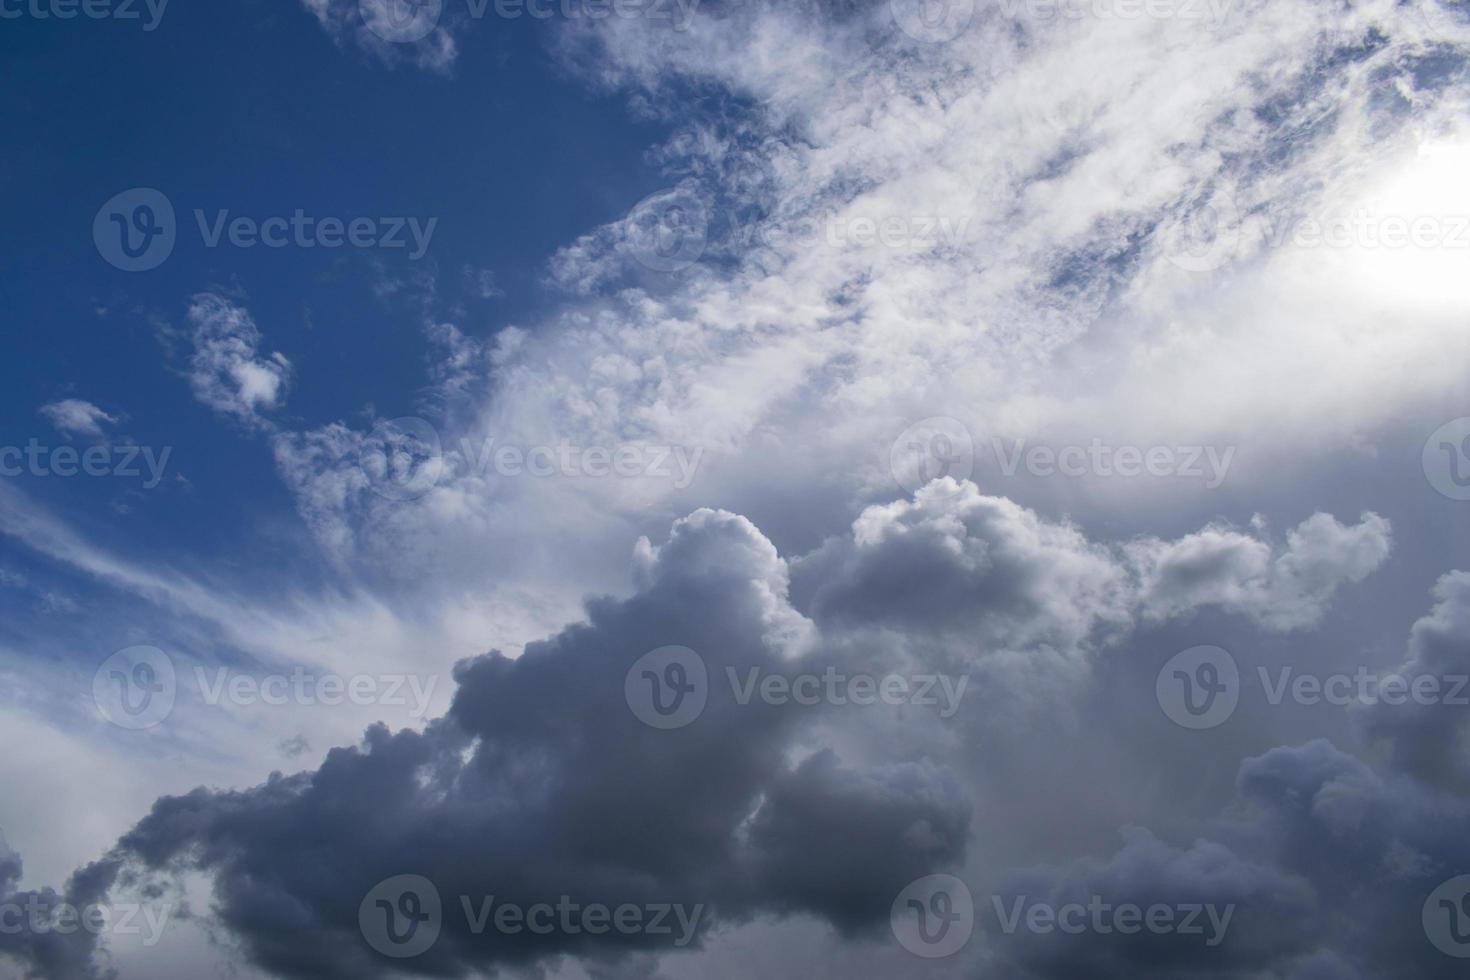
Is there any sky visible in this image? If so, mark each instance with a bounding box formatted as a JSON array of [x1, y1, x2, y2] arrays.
[[2, 0, 1470, 977]]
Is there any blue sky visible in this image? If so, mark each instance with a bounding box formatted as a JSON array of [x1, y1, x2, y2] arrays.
[[4, 1, 1470, 978]]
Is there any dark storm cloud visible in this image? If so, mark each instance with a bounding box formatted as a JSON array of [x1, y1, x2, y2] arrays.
[[100, 508, 969, 979], [981, 574, 1470, 980], [0, 837, 123, 980]]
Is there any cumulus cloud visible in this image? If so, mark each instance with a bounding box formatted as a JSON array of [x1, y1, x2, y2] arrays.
[[801, 479, 1390, 646], [96, 508, 966, 978], [1129, 512, 1394, 631], [185, 294, 292, 427], [36, 400, 116, 440]]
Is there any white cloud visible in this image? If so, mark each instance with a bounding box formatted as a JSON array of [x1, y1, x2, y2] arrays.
[[185, 294, 292, 427], [37, 399, 116, 439]]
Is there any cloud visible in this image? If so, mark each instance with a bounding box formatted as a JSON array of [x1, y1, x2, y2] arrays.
[[1129, 512, 1394, 631], [101, 507, 966, 978], [37, 400, 117, 440], [299, 0, 459, 73], [185, 294, 292, 428]]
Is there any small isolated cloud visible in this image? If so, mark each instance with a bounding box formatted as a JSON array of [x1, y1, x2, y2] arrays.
[[300, 0, 459, 74], [461, 265, 503, 300], [186, 293, 292, 427], [37, 399, 116, 439]]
